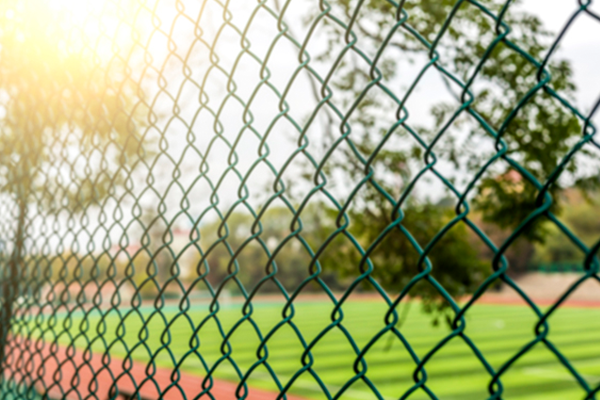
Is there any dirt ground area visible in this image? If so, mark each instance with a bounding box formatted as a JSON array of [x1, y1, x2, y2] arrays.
[[482, 272, 600, 306]]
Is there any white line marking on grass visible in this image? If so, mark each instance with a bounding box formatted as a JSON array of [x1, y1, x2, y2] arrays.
[[493, 320, 505, 329], [523, 367, 600, 382]]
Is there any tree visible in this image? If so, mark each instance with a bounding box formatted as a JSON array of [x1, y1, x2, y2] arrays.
[[532, 189, 600, 266], [294, 0, 595, 313], [301, 198, 487, 324], [190, 206, 344, 298], [0, 0, 147, 367]]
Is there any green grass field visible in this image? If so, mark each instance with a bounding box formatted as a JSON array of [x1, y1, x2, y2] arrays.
[[34, 298, 600, 400]]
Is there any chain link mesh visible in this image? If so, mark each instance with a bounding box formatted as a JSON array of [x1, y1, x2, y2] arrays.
[[0, 0, 599, 399]]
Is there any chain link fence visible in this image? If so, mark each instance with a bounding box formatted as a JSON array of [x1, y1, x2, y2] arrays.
[[0, 0, 599, 399]]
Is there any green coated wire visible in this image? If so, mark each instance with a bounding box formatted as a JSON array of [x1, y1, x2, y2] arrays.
[[0, 0, 599, 400]]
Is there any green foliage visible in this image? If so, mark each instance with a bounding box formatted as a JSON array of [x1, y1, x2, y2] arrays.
[[311, 199, 487, 322], [0, 0, 147, 211], [192, 207, 344, 296], [300, 0, 594, 313], [533, 190, 600, 265], [314, 0, 589, 234]]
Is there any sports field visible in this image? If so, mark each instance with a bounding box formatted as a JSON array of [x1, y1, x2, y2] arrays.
[[35, 298, 600, 400]]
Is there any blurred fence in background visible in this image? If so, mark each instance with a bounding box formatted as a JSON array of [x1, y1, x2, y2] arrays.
[[531, 262, 585, 274], [0, 0, 600, 399]]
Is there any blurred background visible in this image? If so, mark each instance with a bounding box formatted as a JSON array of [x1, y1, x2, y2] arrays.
[[1, 0, 597, 303], [1, 1, 600, 399]]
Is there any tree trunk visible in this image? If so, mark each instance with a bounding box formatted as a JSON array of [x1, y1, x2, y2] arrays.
[[0, 198, 26, 377]]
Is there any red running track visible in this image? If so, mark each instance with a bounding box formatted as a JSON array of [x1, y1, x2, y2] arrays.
[[4, 338, 306, 400]]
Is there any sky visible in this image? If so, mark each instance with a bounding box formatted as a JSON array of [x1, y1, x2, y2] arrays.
[[521, 0, 600, 115]]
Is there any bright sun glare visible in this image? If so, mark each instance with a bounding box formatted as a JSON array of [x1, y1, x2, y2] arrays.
[[5, 0, 137, 62]]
